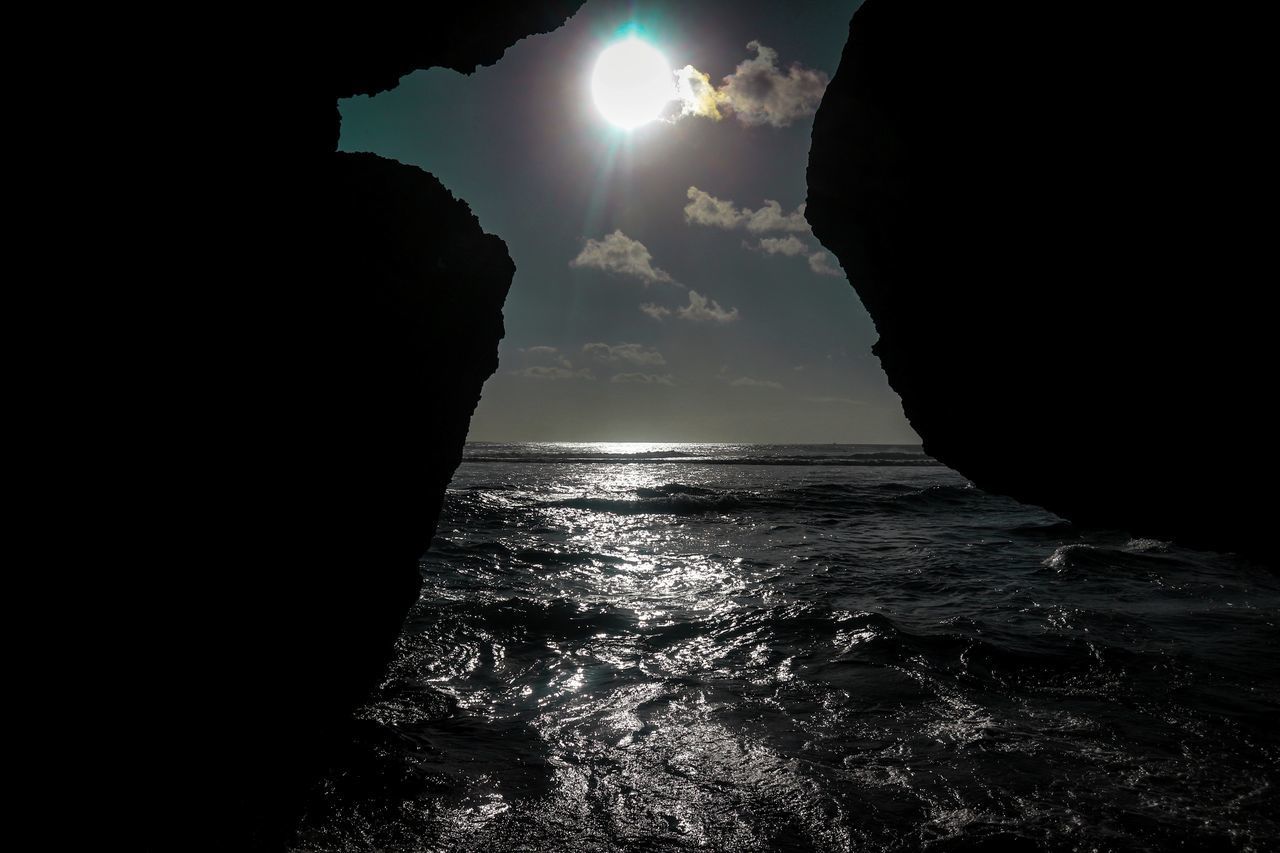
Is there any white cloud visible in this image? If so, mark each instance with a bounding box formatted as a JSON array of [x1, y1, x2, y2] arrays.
[[803, 396, 866, 405], [750, 235, 809, 256], [808, 251, 842, 277], [730, 376, 783, 389], [685, 187, 808, 234], [640, 303, 672, 321], [683, 187, 745, 229], [583, 343, 666, 366], [642, 291, 738, 324], [512, 366, 593, 380], [675, 42, 828, 128], [520, 345, 571, 369], [674, 65, 728, 121], [686, 188, 841, 277], [744, 200, 809, 234], [677, 290, 739, 324], [720, 41, 829, 127], [570, 230, 674, 285], [611, 372, 676, 385], [513, 346, 592, 380]]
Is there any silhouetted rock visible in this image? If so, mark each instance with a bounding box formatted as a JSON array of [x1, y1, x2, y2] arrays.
[[121, 5, 585, 850], [322, 5, 592, 150], [806, 0, 1271, 556], [218, 152, 513, 849]]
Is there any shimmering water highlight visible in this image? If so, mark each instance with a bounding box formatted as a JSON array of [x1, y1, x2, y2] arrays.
[[294, 443, 1280, 851]]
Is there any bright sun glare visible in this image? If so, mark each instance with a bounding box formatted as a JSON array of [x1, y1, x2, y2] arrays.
[[591, 38, 675, 129]]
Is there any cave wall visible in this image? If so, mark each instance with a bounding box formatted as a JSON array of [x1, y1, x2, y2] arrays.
[[212, 152, 516, 850], [806, 0, 1272, 555], [119, 2, 1271, 847], [125, 5, 586, 850]]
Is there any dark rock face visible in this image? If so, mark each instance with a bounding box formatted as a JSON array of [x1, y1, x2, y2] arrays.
[[124, 5, 584, 850], [318, 5, 592, 149], [149, 153, 514, 850], [806, 0, 1272, 555], [326, 7, 595, 97], [211, 152, 515, 849]]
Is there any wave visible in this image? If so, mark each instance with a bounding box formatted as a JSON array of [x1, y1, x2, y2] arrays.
[[1008, 520, 1077, 539], [466, 451, 704, 463], [877, 483, 983, 511], [696, 453, 942, 467], [409, 595, 636, 643], [550, 482, 898, 516], [548, 492, 749, 515], [448, 480, 1000, 520], [1042, 542, 1193, 573], [633, 483, 719, 498], [513, 548, 628, 568], [462, 451, 940, 467]]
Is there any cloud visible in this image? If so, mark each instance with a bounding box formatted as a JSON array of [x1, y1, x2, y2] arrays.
[[744, 200, 809, 234], [807, 251, 842, 276], [674, 65, 729, 121], [611, 372, 676, 386], [675, 42, 828, 128], [513, 346, 592, 379], [642, 291, 738, 324], [803, 396, 866, 405], [750, 235, 809, 256], [721, 42, 829, 127], [570, 230, 675, 285], [583, 343, 666, 366], [512, 366, 593, 380], [730, 376, 783, 389], [521, 345, 571, 368], [677, 290, 739, 324], [683, 187, 745, 229], [640, 303, 672, 321], [687, 188, 841, 277], [685, 187, 808, 234]]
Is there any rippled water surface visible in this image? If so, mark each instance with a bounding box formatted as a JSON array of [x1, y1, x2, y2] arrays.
[[294, 443, 1280, 851]]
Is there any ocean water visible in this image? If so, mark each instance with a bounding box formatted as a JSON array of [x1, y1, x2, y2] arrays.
[[294, 443, 1280, 852]]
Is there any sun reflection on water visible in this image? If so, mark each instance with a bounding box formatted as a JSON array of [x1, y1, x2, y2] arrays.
[[296, 447, 1280, 852]]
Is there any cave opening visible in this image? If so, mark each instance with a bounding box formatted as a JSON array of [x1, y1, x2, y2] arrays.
[[332, 1, 915, 447], [278, 2, 1280, 850]]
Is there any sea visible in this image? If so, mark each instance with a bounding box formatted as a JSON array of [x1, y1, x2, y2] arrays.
[[293, 443, 1279, 852]]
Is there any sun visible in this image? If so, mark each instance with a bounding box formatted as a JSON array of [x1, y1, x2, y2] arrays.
[[591, 38, 676, 129]]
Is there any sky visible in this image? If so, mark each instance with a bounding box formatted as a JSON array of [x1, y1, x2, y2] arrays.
[[338, 0, 918, 444]]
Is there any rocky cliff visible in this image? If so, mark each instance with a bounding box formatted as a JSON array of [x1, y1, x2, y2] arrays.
[[210, 152, 516, 850], [806, 0, 1272, 555], [125, 5, 585, 850]]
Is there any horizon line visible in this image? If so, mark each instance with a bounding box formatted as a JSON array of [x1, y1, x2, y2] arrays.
[[464, 439, 924, 446]]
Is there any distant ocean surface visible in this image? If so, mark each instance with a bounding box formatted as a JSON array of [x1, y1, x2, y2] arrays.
[[295, 443, 1280, 851]]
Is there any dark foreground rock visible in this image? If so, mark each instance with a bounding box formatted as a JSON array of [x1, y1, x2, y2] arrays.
[[214, 152, 513, 849], [806, 0, 1272, 556], [139, 153, 513, 851], [117, 5, 584, 850]]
